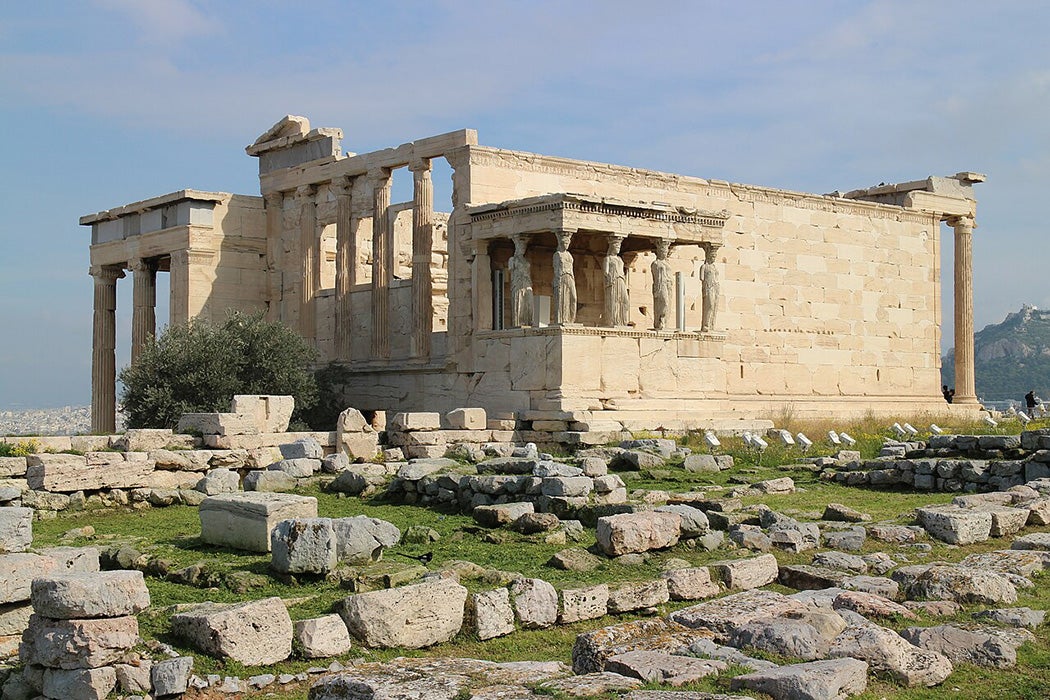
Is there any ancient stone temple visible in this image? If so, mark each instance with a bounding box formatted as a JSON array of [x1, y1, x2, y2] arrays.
[[80, 115, 984, 433]]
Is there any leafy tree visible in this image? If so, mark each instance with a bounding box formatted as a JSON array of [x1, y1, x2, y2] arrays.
[[119, 312, 318, 429]]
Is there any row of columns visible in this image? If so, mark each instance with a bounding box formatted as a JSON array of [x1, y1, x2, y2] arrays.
[[262, 160, 436, 364], [495, 231, 722, 332]]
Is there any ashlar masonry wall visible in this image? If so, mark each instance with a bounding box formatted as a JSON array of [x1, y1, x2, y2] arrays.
[[449, 146, 943, 421]]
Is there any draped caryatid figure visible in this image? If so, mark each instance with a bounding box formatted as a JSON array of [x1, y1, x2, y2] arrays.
[[651, 239, 673, 330], [552, 230, 577, 324], [509, 234, 533, 327], [603, 236, 629, 327], [700, 243, 720, 332]]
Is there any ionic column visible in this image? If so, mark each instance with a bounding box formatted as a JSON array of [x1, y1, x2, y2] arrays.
[[410, 159, 434, 358], [332, 176, 353, 361], [370, 170, 392, 358], [297, 185, 317, 342], [130, 258, 156, 363], [951, 215, 978, 404], [90, 265, 125, 434], [263, 191, 285, 322]]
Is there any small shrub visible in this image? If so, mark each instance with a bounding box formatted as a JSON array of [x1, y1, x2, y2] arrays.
[[0, 438, 39, 457], [119, 312, 318, 429]]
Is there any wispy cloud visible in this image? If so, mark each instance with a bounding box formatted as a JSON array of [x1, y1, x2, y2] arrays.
[[92, 0, 221, 46]]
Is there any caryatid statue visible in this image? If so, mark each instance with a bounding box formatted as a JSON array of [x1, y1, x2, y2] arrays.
[[603, 236, 629, 327], [651, 238, 673, 330], [552, 230, 577, 324], [700, 243, 721, 332], [509, 234, 534, 327]]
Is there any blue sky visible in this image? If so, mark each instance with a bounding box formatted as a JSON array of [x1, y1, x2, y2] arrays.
[[1, 0, 1048, 408]]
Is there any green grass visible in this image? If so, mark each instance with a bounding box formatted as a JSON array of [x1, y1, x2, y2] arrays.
[[22, 414, 1050, 697]]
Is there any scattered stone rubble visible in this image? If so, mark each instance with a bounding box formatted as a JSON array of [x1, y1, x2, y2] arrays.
[[6, 409, 1050, 699]]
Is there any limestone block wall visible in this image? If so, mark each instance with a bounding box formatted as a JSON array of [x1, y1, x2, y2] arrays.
[[453, 146, 943, 417]]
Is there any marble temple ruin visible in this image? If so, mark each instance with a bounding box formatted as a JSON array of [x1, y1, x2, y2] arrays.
[[80, 116, 985, 433]]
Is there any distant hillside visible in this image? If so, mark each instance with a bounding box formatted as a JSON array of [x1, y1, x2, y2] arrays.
[[943, 305, 1050, 402]]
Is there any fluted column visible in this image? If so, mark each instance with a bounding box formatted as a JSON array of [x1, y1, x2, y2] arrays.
[[297, 185, 317, 342], [370, 170, 392, 358], [130, 258, 156, 363], [951, 215, 978, 404], [410, 159, 434, 358], [263, 192, 284, 322], [90, 265, 124, 434], [333, 176, 353, 361]]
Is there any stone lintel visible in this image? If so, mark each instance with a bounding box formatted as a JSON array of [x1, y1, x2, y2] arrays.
[[258, 128, 479, 194], [80, 190, 230, 226]]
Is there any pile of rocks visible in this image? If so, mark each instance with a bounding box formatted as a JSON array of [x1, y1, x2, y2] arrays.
[[828, 429, 1050, 492], [0, 508, 101, 658], [17, 571, 151, 700]]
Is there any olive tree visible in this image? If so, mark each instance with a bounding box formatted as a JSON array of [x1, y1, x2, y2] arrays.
[[119, 312, 318, 429]]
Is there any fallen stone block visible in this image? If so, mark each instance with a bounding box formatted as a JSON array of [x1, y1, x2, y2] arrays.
[[596, 511, 681, 556], [294, 614, 352, 658], [244, 469, 296, 492], [607, 580, 669, 614], [605, 650, 726, 686], [20, 614, 139, 669], [728, 616, 830, 661], [445, 407, 486, 430], [151, 656, 194, 696], [26, 453, 154, 492], [894, 564, 1018, 605], [510, 577, 558, 628], [473, 502, 534, 528], [731, 658, 868, 700], [670, 589, 808, 640], [712, 553, 778, 590], [662, 566, 720, 601], [195, 467, 240, 495], [279, 437, 324, 460], [114, 660, 151, 694], [332, 516, 401, 564], [654, 504, 709, 537], [177, 412, 259, 437], [339, 578, 467, 648], [171, 597, 292, 665], [917, 505, 992, 545], [270, 518, 337, 574], [0, 553, 57, 604], [390, 412, 441, 432], [0, 507, 32, 554], [0, 601, 31, 636], [31, 570, 150, 619], [41, 666, 117, 700], [974, 606, 1046, 629], [832, 590, 916, 620], [199, 492, 317, 553], [900, 624, 1018, 668], [571, 617, 708, 674], [232, 394, 294, 433], [269, 457, 320, 477], [829, 622, 952, 687], [560, 584, 609, 623], [470, 588, 515, 640]]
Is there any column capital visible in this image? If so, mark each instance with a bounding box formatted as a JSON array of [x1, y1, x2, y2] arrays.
[[409, 157, 432, 173], [330, 175, 353, 196], [89, 265, 124, 282], [263, 191, 284, 207], [368, 167, 391, 183], [947, 214, 976, 231], [295, 184, 316, 201], [128, 257, 154, 273]]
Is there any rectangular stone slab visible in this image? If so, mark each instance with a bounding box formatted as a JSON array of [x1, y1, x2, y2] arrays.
[[199, 492, 317, 552]]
